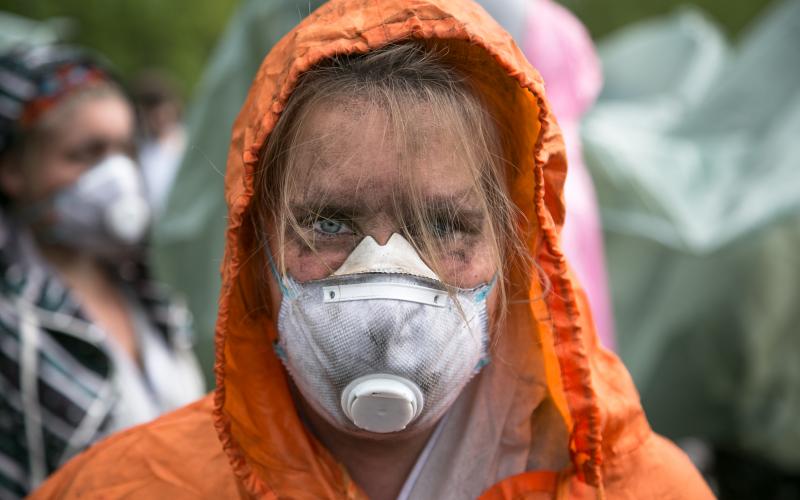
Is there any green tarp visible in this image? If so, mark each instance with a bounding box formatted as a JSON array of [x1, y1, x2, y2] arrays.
[[582, 0, 800, 470]]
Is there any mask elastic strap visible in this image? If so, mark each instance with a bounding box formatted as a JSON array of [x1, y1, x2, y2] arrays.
[[265, 246, 292, 297], [472, 274, 497, 373], [474, 273, 499, 302]]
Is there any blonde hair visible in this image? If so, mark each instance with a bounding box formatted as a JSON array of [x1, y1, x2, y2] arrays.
[[253, 42, 531, 319]]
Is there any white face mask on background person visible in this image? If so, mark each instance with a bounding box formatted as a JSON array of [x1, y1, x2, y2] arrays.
[[272, 233, 494, 437], [24, 154, 152, 260]]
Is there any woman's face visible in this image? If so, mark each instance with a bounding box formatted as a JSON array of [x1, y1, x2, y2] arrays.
[[266, 101, 499, 313], [0, 92, 135, 202]]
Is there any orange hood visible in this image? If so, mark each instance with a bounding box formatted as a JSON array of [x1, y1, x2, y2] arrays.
[[214, 0, 660, 497]]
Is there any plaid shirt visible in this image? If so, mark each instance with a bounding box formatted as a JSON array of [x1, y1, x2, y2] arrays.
[[0, 214, 196, 498]]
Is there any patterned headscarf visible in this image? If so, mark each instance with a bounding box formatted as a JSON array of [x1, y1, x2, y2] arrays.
[[0, 44, 112, 153]]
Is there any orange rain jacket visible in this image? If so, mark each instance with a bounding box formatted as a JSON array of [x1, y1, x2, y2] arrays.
[[33, 0, 713, 498]]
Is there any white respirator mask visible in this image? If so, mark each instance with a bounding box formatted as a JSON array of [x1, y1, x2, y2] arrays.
[[26, 154, 151, 259], [272, 233, 494, 436]]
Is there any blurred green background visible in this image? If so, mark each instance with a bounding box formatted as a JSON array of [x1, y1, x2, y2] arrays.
[[0, 0, 772, 99]]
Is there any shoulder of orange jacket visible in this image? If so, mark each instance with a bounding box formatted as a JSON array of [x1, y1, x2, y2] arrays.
[[30, 394, 240, 499]]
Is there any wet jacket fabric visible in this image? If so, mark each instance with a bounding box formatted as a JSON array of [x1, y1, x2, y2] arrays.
[[33, 0, 712, 498]]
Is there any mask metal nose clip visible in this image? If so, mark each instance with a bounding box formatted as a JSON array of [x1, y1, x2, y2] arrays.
[[341, 374, 424, 433]]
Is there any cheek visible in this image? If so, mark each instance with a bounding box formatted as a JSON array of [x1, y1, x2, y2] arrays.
[[278, 239, 351, 283], [29, 151, 90, 201], [265, 241, 348, 319], [437, 239, 496, 288]]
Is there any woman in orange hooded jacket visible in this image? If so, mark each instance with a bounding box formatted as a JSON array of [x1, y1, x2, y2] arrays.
[[32, 0, 713, 498]]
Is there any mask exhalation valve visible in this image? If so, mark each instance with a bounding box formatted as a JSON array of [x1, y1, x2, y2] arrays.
[[341, 374, 424, 433]]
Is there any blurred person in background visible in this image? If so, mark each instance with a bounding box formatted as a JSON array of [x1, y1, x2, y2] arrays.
[[34, 1, 710, 498], [131, 69, 187, 215], [0, 44, 204, 498]]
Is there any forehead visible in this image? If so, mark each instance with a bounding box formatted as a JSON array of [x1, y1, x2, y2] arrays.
[[43, 92, 134, 145], [291, 100, 477, 203]]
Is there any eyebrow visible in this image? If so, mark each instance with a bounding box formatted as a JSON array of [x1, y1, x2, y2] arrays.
[[290, 201, 364, 222], [291, 188, 484, 221], [422, 191, 482, 212], [419, 195, 486, 234]]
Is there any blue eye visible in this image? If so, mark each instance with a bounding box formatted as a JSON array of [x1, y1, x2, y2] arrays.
[[313, 219, 351, 235], [431, 219, 456, 237]]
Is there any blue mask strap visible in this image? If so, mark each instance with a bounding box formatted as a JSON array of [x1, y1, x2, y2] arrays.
[[472, 273, 497, 372], [474, 273, 498, 302], [265, 247, 292, 297], [273, 340, 288, 361], [473, 356, 491, 372]]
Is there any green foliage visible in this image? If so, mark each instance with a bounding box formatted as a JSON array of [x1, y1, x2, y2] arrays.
[[0, 0, 239, 98], [0, 0, 773, 102], [562, 0, 772, 40]]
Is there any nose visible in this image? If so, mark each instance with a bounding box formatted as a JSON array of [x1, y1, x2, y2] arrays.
[[372, 231, 394, 246], [364, 213, 396, 246]]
